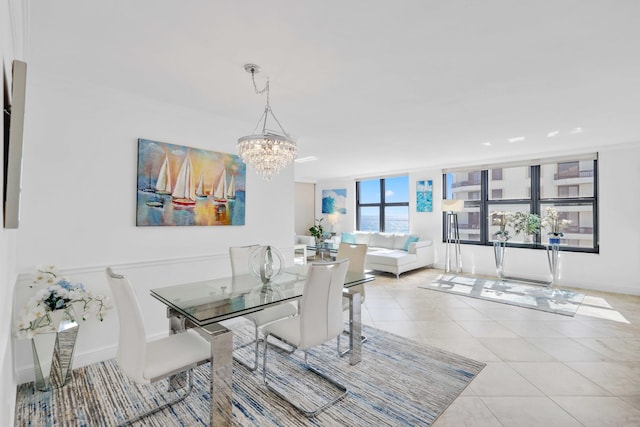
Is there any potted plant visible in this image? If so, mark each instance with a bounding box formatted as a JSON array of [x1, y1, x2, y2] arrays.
[[513, 212, 541, 243], [490, 211, 515, 241], [541, 207, 572, 244], [308, 218, 325, 245]]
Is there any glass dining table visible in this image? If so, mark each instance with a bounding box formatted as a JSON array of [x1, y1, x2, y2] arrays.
[[150, 264, 374, 426]]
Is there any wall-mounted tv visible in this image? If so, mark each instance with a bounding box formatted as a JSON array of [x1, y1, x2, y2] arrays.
[[3, 60, 27, 229]]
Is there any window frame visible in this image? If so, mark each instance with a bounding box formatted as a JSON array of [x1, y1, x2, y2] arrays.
[[356, 176, 410, 232], [442, 160, 599, 253]]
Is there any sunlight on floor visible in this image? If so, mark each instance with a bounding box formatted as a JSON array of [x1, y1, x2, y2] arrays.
[[577, 295, 630, 323]]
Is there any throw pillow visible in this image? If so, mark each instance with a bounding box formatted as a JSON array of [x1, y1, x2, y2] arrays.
[[403, 235, 420, 251], [341, 232, 356, 244]]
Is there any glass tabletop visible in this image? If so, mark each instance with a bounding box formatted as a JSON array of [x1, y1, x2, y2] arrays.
[[151, 264, 374, 326], [306, 242, 340, 253]]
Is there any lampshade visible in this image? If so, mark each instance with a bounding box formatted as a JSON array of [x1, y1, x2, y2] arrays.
[[441, 199, 464, 212], [238, 64, 297, 181]]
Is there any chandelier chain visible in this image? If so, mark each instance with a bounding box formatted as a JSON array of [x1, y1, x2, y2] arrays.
[[250, 69, 270, 108]]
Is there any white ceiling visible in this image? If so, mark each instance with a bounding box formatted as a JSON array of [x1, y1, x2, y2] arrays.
[[26, 0, 640, 182]]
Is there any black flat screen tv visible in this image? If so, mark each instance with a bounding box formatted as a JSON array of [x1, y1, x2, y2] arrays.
[[3, 60, 27, 229]]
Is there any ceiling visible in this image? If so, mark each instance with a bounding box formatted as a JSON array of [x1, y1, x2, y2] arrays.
[[25, 0, 640, 182]]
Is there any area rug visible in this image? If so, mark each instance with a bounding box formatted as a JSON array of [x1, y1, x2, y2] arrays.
[[420, 274, 585, 317], [15, 324, 485, 426]]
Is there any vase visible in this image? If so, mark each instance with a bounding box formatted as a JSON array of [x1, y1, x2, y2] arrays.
[[31, 310, 79, 391]]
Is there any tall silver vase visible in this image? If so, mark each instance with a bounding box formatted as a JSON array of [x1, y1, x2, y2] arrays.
[[31, 311, 79, 391]]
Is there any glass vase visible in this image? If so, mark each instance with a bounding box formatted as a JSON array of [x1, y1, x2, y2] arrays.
[[31, 310, 79, 391]]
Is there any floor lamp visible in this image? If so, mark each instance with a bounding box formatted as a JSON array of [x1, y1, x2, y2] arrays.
[[442, 199, 464, 274]]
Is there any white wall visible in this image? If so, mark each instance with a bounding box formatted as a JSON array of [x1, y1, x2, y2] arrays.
[[315, 146, 640, 296], [294, 182, 315, 235], [11, 68, 296, 383]]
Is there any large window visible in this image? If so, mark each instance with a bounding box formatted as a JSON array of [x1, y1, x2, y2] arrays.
[[443, 156, 598, 252], [356, 176, 409, 233]]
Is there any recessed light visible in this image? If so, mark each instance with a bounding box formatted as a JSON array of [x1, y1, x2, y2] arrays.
[[508, 136, 526, 143], [482, 142, 492, 146], [294, 156, 318, 163], [547, 131, 559, 138], [569, 127, 583, 134]]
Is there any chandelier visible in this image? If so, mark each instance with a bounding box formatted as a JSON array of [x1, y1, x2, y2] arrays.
[[237, 64, 297, 180]]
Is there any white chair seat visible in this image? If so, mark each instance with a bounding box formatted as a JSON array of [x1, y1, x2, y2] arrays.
[[144, 329, 211, 382], [262, 316, 301, 347], [244, 302, 297, 328]]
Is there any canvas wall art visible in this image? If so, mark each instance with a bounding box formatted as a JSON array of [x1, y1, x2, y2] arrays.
[[416, 180, 433, 212], [322, 189, 347, 214], [136, 138, 246, 226]]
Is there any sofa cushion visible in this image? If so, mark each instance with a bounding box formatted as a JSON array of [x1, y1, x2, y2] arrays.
[[367, 249, 417, 267], [354, 232, 371, 245], [403, 235, 420, 251], [341, 232, 356, 244], [392, 234, 409, 249], [369, 232, 395, 249]]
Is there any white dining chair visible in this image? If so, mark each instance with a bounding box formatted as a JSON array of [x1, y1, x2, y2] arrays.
[[261, 259, 350, 417], [229, 245, 298, 371], [105, 267, 211, 426], [335, 242, 368, 356]]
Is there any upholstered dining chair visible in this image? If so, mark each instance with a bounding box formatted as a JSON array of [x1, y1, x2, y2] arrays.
[[261, 259, 350, 417], [228, 245, 298, 371], [335, 242, 368, 356], [105, 267, 211, 426]]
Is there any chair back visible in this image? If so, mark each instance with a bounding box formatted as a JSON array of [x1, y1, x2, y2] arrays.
[[105, 267, 148, 383], [229, 244, 261, 276], [298, 259, 349, 350], [336, 243, 368, 275]]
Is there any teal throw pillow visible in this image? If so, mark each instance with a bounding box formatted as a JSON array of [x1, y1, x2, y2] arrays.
[[341, 232, 356, 244], [403, 235, 420, 251]]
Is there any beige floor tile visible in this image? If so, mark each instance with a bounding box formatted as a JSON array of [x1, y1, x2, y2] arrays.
[[526, 337, 612, 361], [573, 337, 640, 361], [565, 361, 640, 395], [456, 320, 520, 338], [481, 396, 582, 427], [497, 320, 567, 338], [433, 396, 502, 427], [478, 338, 557, 362], [373, 320, 428, 340], [509, 362, 610, 396], [551, 396, 640, 427], [438, 307, 492, 321], [418, 336, 501, 363], [365, 306, 411, 321], [619, 395, 640, 411], [468, 362, 543, 396]]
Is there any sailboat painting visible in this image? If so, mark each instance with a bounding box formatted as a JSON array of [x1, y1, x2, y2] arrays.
[[136, 138, 246, 226]]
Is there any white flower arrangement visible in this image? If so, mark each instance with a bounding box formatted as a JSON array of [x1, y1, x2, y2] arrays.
[[491, 211, 515, 239], [541, 207, 572, 236], [15, 265, 111, 339]]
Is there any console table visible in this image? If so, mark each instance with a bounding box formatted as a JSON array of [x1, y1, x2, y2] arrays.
[[493, 241, 562, 286]]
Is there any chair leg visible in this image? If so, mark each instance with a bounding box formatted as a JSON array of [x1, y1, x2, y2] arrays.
[[233, 322, 261, 371], [337, 329, 367, 357], [118, 369, 194, 427], [263, 334, 348, 417]]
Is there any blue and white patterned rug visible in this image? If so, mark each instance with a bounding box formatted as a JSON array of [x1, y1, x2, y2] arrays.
[[421, 274, 585, 316], [15, 324, 485, 426]]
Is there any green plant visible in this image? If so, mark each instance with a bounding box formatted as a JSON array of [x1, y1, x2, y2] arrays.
[[513, 212, 541, 236], [308, 218, 324, 239]]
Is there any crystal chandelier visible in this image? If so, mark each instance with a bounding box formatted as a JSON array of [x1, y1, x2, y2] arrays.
[[237, 64, 297, 180]]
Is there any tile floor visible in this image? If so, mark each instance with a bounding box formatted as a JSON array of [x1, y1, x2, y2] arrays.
[[358, 267, 640, 427]]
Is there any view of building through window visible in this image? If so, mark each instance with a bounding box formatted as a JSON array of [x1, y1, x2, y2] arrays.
[[357, 176, 409, 233], [444, 158, 597, 251]]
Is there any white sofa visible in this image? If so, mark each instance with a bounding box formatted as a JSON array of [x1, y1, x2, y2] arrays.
[[339, 231, 434, 278]]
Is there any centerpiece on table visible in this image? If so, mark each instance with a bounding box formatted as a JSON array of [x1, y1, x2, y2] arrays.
[[308, 218, 326, 246], [490, 211, 515, 241], [513, 212, 541, 243], [541, 207, 572, 244], [15, 265, 111, 390]]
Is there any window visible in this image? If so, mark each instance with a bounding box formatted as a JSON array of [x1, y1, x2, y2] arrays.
[[443, 156, 598, 252], [356, 176, 409, 233]]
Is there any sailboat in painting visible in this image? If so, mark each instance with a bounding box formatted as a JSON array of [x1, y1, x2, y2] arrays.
[[195, 174, 208, 199], [172, 154, 196, 206], [226, 175, 236, 200], [155, 154, 172, 195], [213, 170, 227, 203]]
